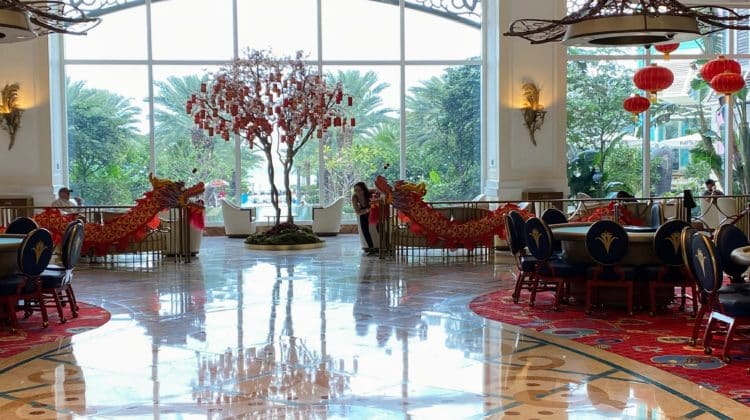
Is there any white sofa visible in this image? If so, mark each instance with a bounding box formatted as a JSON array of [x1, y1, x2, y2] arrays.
[[221, 199, 256, 237], [312, 196, 345, 236]]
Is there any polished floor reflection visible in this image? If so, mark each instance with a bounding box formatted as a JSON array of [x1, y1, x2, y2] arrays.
[[0, 235, 747, 418]]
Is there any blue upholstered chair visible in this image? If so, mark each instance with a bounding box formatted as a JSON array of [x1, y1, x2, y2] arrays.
[[649, 203, 664, 228], [506, 214, 536, 304], [541, 208, 568, 225], [5, 217, 38, 235], [39, 221, 84, 322], [541, 208, 568, 253], [508, 210, 527, 251], [692, 234, 750, 362], [524, 217, 579, 311], [584, 220, 637, 315], [0, 228, 54, 332], [713, 224, 749, 284], [644, 219, 695, 316]]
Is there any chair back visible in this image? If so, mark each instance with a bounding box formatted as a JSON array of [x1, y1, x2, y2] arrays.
[[541, 208, 567, 225], [585, 220, 629, 266], [509, 211, 527, 249], [504, 214, 522, 256], [713, 223, 748, 279], [524, 218, 554, 261], [653, 219, 689, 266], [680, 227, 699, 280], [691, 233, 723, 294], [650, 203, 664, 228], [16, 228, 53, 277], [61, 221, 85, 270], [5, 217, 38, 235]]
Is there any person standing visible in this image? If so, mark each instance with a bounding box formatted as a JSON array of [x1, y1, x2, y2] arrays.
[[352, 181, 376, 255], [702, 179, 724, 197]]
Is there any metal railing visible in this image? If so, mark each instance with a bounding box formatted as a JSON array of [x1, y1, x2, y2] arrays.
[[0, 205, 196, 267]]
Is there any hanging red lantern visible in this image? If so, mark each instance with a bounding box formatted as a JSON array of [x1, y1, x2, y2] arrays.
[[710, 71, 746, 96], [700, 55, 742, 83], [654, 43, 679, 60], [633, 64, 674, 103], [623, 94, 651, 120]]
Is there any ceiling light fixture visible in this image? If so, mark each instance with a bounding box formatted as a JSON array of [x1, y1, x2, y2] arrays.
[[504, 0, 750, 47], [0, 1, 101, 44]]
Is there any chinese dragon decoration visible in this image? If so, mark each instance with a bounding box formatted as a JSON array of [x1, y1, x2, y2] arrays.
[[374, 176, 534, 250], [576, 201, 644, 226], [33, 174, 205, 256]]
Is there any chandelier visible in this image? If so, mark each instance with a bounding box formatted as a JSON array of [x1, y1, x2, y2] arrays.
[[0, 1, 101, 43], [504, 0, 750, 47]]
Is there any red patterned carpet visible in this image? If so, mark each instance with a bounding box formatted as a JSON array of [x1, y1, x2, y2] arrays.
[[0, 303, 110, 359], [470, 290, 750, 407]]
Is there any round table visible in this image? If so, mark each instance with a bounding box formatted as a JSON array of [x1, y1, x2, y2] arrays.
[[0, 236, 24, 277], [550, 222, 659, 265]]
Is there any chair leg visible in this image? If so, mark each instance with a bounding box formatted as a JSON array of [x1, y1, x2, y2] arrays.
[[512, 271, 525, 303], [691, 304, 707, 346], [529, 275, 539, 308], [51, 291, 66, 324], [552, 280, 563, 311], [37, 292, 49, 328], [703, 313, 716, 354], [65, 285, 79, 318], [721, 317, 737, 363], [690, 284, 698, 316], [649, 282, 656, 316], [679, 285, 686, 312], [626, 283, 633, 316], [6, 298, 19, 334]]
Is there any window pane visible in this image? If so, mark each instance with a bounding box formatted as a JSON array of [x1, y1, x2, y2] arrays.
[[151, 0, 234, 60], [567, 60, 643, 197], [648, 59, 724, 197], [237, 0, 317, 58], [322, 66, 400, 221], [405, 5, 481, 60], [65, 6, 147, 60], [65, 65, 150, 206], [406, 65, 481, 201], [321, 0, 399, 60]]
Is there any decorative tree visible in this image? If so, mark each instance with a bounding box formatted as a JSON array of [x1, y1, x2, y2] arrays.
[[186, 50, 352, 226]]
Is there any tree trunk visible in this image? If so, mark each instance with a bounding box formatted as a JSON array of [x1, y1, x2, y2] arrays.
[[263, 147, 281, 225], [283, 158, 294, 225]]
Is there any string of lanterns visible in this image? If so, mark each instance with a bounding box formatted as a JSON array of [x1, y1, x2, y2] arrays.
[[623, 45, 746, 120]]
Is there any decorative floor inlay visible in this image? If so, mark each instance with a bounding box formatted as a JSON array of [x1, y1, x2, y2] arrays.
[[0, 236, 746, 418]]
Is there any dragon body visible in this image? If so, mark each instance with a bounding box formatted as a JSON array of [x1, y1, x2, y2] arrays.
[[374, 176, 533, 250], [34, 174, 205, 256]]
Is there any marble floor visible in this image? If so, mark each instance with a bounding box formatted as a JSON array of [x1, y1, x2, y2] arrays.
[[0, 235, 748, 419]]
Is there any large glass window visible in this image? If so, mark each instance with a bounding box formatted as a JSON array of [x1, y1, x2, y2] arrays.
[[566, 10, 748, 198], [62, 0, 483, 225]]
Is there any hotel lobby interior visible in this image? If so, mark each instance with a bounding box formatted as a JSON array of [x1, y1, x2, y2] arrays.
[[2, 0, 750, 418]]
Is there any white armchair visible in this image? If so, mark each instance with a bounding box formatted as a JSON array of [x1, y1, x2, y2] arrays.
[[159, 209, 203, 256], [312, 196, 345, 236], [221, 199, 256, 237]]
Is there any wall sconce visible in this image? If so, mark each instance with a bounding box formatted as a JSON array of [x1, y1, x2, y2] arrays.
[[521, 82, 546, 146], [0, 83, 23, 151]]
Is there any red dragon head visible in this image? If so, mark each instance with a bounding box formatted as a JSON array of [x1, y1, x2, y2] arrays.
[[148, 173, 205, 209]]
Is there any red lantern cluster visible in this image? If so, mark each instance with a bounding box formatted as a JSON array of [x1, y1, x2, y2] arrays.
[[654, 43, 679, 60], [185, 57, 355, 147], [701, 56, 745, 97], [623, 94, 650, 121], [633, 64, 674, 103]]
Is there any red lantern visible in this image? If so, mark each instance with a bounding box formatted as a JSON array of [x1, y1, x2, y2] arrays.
[[700, 55, 742, 83], [654, 43, 679, 60], [710, 71, 746, 96], [623, 94, 651, 120], [633, 64, 674, 103]]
